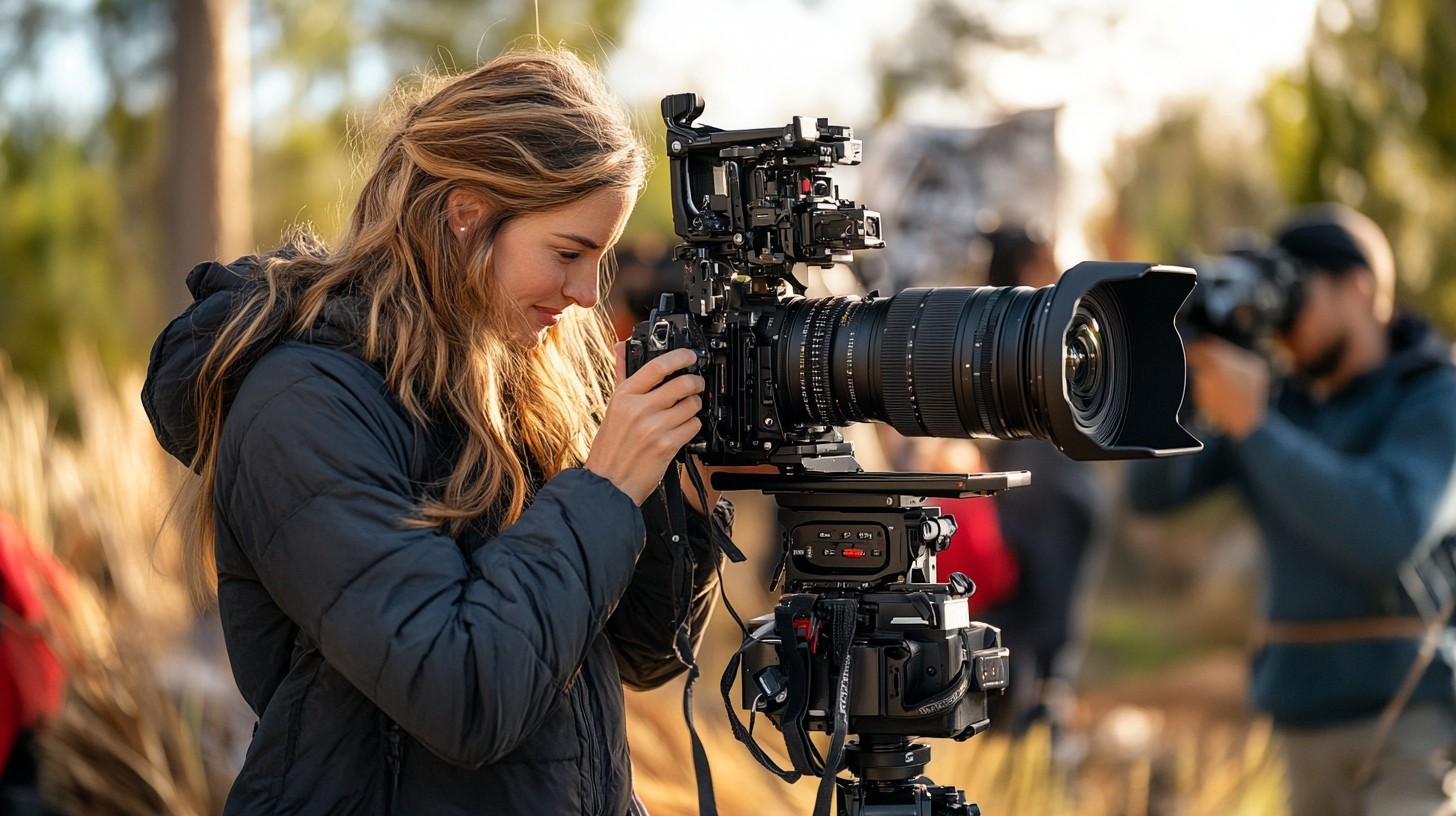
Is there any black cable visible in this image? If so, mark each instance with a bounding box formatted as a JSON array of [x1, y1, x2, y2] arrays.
[[683, 455, 750, 637]]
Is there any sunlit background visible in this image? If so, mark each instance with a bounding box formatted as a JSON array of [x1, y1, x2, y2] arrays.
[[2, 0, 1454, 813]]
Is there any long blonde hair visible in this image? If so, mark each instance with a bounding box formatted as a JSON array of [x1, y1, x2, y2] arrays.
[[180, 48, 649, 599]]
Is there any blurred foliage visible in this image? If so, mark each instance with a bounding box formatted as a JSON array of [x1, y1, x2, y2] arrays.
[[1, 0, 641, 408], [1096, 108, 1288, 267], [1267, 0, 1456, 326], [0, 348, 229, 814], [0, 99, 166, 418], [0, 1, 168, 411], [1102, 0, 1456, 335], [869, 0, 1039, 124]]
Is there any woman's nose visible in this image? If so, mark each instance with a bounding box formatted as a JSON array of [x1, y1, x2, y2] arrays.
[[565, 265, 601, 309]]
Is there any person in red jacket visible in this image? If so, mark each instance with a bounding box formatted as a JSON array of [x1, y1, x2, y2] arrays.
[[0, 510, 67, 815]]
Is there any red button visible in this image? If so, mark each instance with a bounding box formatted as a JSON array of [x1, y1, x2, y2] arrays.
[[842, 547, 865, 559]]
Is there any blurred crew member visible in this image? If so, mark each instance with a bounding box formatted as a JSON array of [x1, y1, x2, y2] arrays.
[[980, 226, 1107, 742], [1129, 204, 1456, 816]]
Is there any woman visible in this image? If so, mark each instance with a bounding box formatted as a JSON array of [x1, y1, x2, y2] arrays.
[[142, 48, 731, 815]]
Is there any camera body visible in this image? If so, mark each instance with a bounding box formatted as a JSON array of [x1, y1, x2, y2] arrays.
[[625, 93, 883, 466], [1183, 242, 1306, 350]]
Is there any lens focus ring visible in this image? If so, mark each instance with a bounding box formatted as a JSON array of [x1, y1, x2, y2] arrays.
[[914, 289, 974, 438], [881, 289, 936, 436]]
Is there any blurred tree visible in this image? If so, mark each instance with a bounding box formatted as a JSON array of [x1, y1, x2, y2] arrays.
[[1096, 104, 1288, 266], [167, 0, 251, 316], [1102, 0, 1456, 334], [1264, 0, 1456, 331]]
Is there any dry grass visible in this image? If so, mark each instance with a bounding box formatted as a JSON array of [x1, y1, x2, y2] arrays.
[[0, 350, 227, 815], [0, 348, 1290, 815], [626, 689, 1287, 816]]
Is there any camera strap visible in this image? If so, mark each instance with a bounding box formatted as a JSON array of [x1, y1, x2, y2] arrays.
[[1351, 532, 1456, 790], [813, 597, 858, 816], [720, 627, 802, 782], [661, 462, 720, 816], [682, 457, 746, 564], [775, 594, 827, 777]]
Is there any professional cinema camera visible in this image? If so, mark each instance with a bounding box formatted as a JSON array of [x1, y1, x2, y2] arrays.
[[627, 93, 1201, 816], [1181, 238, 1307, 351]]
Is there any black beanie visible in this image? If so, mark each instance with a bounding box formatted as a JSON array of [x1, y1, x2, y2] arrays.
[[1274, 203, 1394, 286]]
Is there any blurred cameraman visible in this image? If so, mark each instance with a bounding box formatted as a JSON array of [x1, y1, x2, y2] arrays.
[[978, 226, 1108, 745], [1129, 203, 1456, 815]]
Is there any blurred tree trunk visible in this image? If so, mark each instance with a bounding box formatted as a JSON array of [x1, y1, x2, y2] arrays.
[[165, 0, 251, 315]]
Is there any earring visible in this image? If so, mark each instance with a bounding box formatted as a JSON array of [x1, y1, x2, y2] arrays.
[[459, 226, 466, 233]]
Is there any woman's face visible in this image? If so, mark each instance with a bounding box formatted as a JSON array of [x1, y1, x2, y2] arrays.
[[490, 188, 633, 346]]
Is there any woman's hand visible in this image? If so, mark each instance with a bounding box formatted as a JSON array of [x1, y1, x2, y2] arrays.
[[585, 345, 704, 505]]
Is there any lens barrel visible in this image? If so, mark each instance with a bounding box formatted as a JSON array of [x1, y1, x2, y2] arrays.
[[775, 261, 1200, 460]]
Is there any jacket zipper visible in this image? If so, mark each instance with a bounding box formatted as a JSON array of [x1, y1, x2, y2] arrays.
[[571, 678, 604, 814], [385, 722, 403, 812]]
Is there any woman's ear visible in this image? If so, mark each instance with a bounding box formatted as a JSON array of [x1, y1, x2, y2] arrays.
[[447, 190, 487, 245]]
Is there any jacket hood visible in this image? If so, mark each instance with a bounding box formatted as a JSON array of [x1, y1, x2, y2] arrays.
[[1387, 312, 1454, 383], [141, 254, 365, 468], [142, 257, 262, 467]]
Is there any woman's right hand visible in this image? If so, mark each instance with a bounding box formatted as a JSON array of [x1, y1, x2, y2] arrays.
[[585, 345, 704, 505]]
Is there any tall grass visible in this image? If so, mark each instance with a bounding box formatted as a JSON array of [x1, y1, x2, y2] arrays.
[[626, 696, 1287, 816], [0, 350, 229, 815], [0, 348, 1290, 815]]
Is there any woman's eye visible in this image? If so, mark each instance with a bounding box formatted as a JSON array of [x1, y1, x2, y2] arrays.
[[557, 250, 582, 262]]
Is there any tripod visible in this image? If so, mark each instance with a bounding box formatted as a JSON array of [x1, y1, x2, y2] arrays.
[[715, 465, 1019, 816], [837, 738, 978, 816]]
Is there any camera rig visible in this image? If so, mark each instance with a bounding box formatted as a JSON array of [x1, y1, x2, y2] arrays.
[[631, 93, 1198, 816]]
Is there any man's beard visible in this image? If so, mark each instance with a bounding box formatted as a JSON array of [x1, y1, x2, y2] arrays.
[[1297, 334, 1347, 381]]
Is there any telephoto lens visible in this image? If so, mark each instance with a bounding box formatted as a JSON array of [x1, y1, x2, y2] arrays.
[[771, 261, 1200, 460]]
